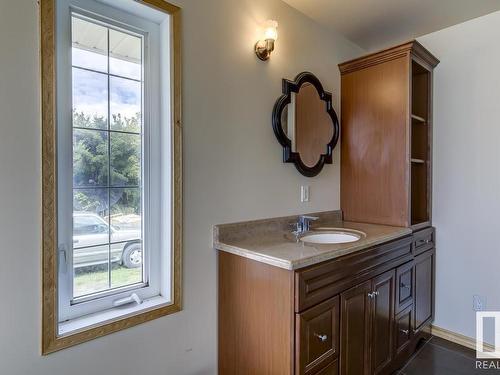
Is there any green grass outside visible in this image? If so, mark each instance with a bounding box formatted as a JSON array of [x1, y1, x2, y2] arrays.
[[74, 266, 142, 297]]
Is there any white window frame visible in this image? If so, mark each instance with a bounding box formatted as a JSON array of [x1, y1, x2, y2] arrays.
[[55, 0, 173, 333]]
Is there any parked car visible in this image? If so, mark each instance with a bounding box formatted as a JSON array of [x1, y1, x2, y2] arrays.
[[73, 212, 142, 269]]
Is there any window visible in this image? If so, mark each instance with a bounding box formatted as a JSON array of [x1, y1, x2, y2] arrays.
[[66, 13, 146, 305], [41, 0, 181, 354]]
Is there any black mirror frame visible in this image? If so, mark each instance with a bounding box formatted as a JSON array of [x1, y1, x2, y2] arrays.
[[272, 71, 340, 177]]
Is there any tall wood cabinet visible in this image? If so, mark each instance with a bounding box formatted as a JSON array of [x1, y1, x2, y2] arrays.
[[339, 41, 439, 229]]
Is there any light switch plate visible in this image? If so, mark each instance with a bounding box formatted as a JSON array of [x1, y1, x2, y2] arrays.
[[301, 185, 310, 202]]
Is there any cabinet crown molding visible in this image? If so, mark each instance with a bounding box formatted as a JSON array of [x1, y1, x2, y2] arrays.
[[339, 40, 439, 75]]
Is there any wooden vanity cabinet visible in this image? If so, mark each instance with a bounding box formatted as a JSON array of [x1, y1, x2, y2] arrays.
[[218, 229, 435, 375]]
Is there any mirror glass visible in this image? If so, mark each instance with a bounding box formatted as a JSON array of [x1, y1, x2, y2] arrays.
[[281, 83, 334, 167]]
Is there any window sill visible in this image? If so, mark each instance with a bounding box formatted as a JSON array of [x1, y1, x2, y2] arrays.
[[58, 295, 171, 336]]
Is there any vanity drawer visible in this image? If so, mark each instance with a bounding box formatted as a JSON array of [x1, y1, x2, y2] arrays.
[[394, 305, 413, 355], [412, 227, 434, 255], [395, 261, 414, 314], [295, 236, 412, 312], [296, 296, 339, 375]]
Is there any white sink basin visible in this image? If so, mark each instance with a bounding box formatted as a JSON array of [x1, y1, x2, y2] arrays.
[[300, 230, 363, 244]]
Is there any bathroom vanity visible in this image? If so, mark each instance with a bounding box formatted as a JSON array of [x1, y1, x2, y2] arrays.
[[215, 213, 435, 375], [216, 40, 438, 374]]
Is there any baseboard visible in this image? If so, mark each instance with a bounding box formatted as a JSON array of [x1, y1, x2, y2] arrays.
[[431, 324, 495, 352]]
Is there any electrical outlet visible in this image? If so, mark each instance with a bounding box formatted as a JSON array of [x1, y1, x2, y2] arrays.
[[301, 185, 310, 202], [473, 295, 486, 311]]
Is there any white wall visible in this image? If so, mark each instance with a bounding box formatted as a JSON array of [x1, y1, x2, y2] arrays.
[[0, 0, 362, 374], [418, 11, 500, 344]]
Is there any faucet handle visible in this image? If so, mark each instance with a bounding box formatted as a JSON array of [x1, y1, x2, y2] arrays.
[[300, 215, 319, 221], [298, 215, 319, 232], [299, 215, 319, 225]]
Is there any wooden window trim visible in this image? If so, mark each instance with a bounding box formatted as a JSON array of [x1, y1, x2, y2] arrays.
[[40, 0, 182, 355]]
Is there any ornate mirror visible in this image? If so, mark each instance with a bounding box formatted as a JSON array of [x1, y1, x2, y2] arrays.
[[272, 72, 339, 177]]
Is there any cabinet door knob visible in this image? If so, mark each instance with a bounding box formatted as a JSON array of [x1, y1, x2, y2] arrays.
[[368, 291, 379, 298], [314, 333, 328, 342], [400, 283, 411, 290], [400, 329, 409, 335]]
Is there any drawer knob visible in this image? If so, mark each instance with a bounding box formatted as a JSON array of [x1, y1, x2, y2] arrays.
[[314, 333, 328, 342], [368, 291, 379, 298], [400, 329, 409, 335]]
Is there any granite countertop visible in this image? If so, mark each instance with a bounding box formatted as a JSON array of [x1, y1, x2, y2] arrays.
[[213, 211, 412, 270]]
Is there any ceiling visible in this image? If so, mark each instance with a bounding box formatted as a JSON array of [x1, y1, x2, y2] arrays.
[[72, 16, 141, 63], [282, 0, 500, 50]]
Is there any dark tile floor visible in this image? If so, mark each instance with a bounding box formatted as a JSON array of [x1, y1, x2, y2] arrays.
[[397, 336, 500, 374]]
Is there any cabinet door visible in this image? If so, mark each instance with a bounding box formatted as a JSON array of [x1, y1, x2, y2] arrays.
[[296, 296, 340, 375], [371, 270, 395, 375], [414, 249, 434, 332], [340, 280, 372, 375]]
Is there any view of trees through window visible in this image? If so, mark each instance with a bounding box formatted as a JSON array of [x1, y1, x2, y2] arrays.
[[71, 15, 145, 299]]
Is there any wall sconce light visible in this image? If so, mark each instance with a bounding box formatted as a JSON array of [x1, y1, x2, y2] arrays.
[[255, 20, 278, 61]]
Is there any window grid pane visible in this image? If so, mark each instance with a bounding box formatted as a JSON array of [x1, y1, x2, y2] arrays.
[[72, 68, 109, 130], [71, 15, 144, 301]]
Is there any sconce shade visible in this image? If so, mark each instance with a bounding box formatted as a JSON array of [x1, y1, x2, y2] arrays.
[[255, 19, 278, 61], [264, 20, 278, 41]]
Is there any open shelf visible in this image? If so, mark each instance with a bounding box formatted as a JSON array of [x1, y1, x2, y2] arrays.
[[411, 162, 429, 225], [410, 60, 431, 227]]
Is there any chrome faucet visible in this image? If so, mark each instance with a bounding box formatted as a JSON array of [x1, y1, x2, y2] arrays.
[[292, 215, 319, 241]]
